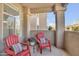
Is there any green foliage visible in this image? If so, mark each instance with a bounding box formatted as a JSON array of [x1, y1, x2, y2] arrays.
[[67, 27, 70, 30], [48, 26, 52, 31], [72, 26, 79, 31]]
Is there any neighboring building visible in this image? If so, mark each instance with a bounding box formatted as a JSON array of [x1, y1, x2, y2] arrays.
[[52, 24, 56, 30], [65, 20, 79, 31], [65, 24, 79, 31]]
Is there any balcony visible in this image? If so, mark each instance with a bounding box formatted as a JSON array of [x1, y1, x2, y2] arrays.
[[0, 3, 79, 56]]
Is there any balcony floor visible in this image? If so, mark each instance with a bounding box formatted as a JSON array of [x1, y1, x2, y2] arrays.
[[30, 46, 69, 56], [0, 46, 68, 56]]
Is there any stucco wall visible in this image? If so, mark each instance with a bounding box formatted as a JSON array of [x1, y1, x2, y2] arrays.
[[30, 13, 47, 30], [0, 4, 4, 54], [64, 31, 79, 56], [0, 4, 3, 39], [30, 14, 38, 30], [39, 13, 47, 30], [30, 30, 55, 45]]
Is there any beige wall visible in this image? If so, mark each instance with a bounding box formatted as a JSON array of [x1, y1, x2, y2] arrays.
[[39, 13, 47, 30], [30, 30, 55, 45], [64, 31, 79, 56], [30, 14, 38, 30], [0, 4, 3, 39], [0, 4, 4, 53], [30, 13, 47, 30], [0, 4, 2, 21], [0, 3, 3, 38]]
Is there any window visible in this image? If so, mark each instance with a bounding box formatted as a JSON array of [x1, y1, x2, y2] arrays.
[[3, 4, 19, 38]]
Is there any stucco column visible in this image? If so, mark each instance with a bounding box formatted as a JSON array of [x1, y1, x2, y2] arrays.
[[23, 7, 30, 38], [54, 4, 66, 48], [27, 12, 30, 38], [39, 13, 47, 30]]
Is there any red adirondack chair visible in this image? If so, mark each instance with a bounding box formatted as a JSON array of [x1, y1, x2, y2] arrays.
[[4, 34, 31, 56], [36, 32, 51, 54]]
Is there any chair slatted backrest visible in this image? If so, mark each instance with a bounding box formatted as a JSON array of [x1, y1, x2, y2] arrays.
[[38, 32, 44, 38], [37, 32, 44, 40], [6, 34, 19, 47]]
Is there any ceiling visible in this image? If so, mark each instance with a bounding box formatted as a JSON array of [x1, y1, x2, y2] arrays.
[[21, 3, 54, 8], [21, 3, 54, 13], [4, 4, 19, 16]]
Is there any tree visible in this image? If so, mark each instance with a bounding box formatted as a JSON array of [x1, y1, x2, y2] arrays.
[[72, 26, 79, 31], [67, 27, 70, 30], [48, 26, 52, 31]]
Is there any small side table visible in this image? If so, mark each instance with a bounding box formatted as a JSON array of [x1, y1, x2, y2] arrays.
[[21, 40, 30, 45], [21, 40, 30, 49], [30, 41, 36, 53]]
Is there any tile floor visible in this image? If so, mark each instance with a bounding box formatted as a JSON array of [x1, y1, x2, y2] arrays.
[[0, 46, 69, 56], [30, 46, 69, 56]]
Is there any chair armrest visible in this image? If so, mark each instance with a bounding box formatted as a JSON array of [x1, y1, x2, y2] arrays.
[[48, 39, 51, 45], [4, 48, 15, 56], [36, 39, 41, 44], [20, 42, 30, 50], [21, 42, 28, 45]]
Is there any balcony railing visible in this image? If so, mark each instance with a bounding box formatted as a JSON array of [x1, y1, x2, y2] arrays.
[[30, 30, 55, 45]]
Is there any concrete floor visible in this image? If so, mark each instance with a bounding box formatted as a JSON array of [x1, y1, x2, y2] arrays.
[[30, 46, 69, 56]]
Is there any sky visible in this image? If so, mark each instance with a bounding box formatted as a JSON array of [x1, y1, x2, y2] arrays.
[[47, 3, 79, 26]]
